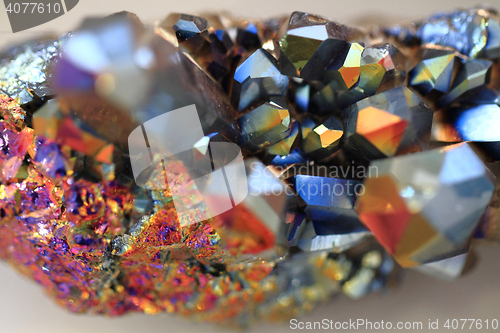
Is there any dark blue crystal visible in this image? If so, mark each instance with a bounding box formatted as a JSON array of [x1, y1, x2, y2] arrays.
[[270, 149, 308, 166], [416, 10, 487, 58], [295, 175, 366, 234]]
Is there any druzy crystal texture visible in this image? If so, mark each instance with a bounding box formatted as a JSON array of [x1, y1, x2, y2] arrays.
[[0, 5, 499, 327]]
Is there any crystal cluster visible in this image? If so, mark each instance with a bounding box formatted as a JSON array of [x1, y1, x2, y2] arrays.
[[0, 6, 499, 327]]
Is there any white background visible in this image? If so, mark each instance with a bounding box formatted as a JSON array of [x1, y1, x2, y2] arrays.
[[1, 0, 500, 332]]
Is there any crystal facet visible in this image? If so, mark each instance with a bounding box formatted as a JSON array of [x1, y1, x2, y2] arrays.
[[355, 143, 495, 267], [302, 117, 343, 161], [232, 49, 289, 111], [341, 86, 434, 162], [438, 59, 493, 106], [238, 98, 291, 152], [409, 47, 458, 97], [278, 11, 364, 81]]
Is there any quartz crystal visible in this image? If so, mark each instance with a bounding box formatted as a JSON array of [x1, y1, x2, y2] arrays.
[[355, 143, 495, 267], [341, 86, 433, 162], [409, 47, 458, 97]]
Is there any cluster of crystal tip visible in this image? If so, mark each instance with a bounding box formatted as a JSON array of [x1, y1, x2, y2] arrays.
[[0, 5, 499, 327]]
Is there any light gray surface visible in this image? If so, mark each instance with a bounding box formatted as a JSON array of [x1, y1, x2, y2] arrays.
[[0, 0, 490, 47], [1, 245, 500, 333], [1, 1, 500, 332]]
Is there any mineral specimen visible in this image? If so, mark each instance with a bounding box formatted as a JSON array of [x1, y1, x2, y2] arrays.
[[0, 5, 499, 327]]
